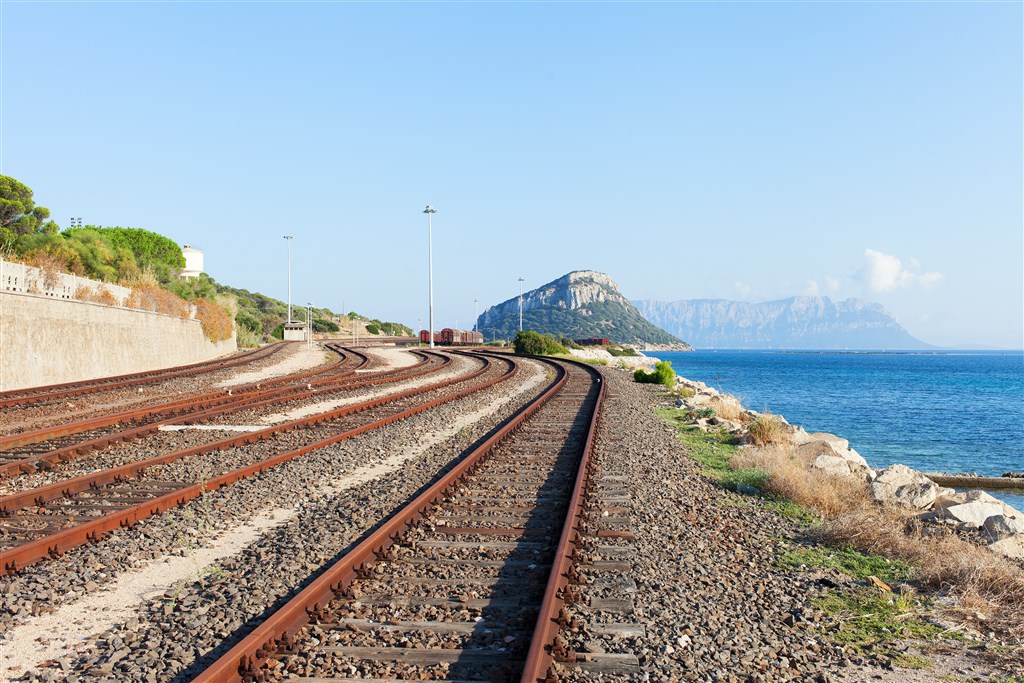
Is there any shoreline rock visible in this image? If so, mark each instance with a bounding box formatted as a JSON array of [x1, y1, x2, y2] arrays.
[[664, 370, 1024, 562]]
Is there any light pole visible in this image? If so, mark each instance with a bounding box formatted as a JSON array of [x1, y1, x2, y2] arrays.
[[307, 302, 313, 349], [423, 205, 437, 348], [283, 235, 293, 323], [518, 276, 525, 332], [474, 299, 478, 333]]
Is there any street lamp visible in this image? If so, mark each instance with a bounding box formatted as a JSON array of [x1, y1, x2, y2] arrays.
[[423, 205, 437, 348], [283, 236, 293, 323], [307, 302, 313, 349], [474, 299, 479, 333], [518, 276, 525, 332]]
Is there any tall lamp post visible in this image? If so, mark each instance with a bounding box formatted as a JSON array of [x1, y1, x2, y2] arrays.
[[473, 299, 479, 333], [423, 205, 437, 348], [518, 276, 525, 332], [283, 235, 293, 323], [307, 302, 313, 349]]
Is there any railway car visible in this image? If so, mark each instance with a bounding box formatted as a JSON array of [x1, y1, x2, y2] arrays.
[[575, 337, 611, 346], [420, 329, 483, 346]]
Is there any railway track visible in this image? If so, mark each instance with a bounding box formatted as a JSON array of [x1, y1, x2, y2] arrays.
[[190, 354, 604, 683], [0, 345, 367, 468], [0, 346, 453, 478], [0, 350, 518, 575], [0, 342, 287, 409]]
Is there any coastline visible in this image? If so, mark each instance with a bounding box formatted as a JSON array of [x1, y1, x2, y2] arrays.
[[586, 366, 1024, 681]]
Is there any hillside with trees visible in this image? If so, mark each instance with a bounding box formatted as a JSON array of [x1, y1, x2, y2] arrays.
[[0, 174, 410, 346]]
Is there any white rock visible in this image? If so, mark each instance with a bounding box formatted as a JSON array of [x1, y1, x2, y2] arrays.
[[982, 514, 1024, 540], [943, 501, 1005, 528], [987, 536, 1024, 560], [812, 454, 853, 477], [870, 464, 939, 510]]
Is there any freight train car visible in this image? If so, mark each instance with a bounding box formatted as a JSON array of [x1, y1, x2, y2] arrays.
[[419, 329, 484, 346], [575, 337, 611, 346]]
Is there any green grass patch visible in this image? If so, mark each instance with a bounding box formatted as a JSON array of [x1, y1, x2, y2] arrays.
[[813, 590, 944, 653], [778, 545, 914, 583], [656, 407, 763, 490], [764, 499, 819, 527]]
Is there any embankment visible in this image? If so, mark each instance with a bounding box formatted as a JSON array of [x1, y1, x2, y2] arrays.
[[0, 290, 236, 391]]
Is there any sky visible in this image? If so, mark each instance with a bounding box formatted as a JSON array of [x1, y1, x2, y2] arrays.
[[1, 1, 1021, 349]]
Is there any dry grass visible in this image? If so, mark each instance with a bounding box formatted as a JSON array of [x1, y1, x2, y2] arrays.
[[732, 441, 1024, 641], [125, 284, 190, 317], [26, 252, 64, 288], [733, 445, 868, 517], [747, 413, 785, 445], [710, 395, 748, 423], [74, 286, 119, 306], [194, 298, 234, 343], [818, 507, 1024, 639]]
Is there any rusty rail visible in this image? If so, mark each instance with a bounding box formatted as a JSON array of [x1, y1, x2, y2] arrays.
[[189, 354, 602, 683], [521, 359, 605, 683], [0, 343, 287, 408], [1, 351, 515, 574]]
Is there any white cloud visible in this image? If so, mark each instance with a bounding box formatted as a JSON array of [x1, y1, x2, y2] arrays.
[[734, 281, 751, 298], [803, 280, 821, 296], [825, 276, 841, 292], [863, 249, 943, 293]]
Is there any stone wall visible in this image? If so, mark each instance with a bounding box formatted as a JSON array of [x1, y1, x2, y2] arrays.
[[0, 290, 237, 391]]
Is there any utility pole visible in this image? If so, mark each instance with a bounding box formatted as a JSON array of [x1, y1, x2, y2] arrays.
[[423, 205, 437, 348]]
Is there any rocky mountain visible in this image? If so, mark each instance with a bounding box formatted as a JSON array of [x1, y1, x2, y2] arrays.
[[632, 296, 933, 349], [477, 271, 687, 346]]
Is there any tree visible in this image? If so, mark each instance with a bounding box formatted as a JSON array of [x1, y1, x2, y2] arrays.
[[0, 175, 57, 250]]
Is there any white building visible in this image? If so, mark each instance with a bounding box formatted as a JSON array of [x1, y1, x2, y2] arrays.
[[180, 244, 204, 279]]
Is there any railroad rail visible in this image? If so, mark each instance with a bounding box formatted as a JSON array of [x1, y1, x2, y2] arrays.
[[0, 345, 442, 477], [190, 354, 604, 683], [0, 351, 520, 575], [0, 342, 287, 409]]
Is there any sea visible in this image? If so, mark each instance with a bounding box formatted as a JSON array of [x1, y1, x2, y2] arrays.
[[652, 350, 1024, 512]]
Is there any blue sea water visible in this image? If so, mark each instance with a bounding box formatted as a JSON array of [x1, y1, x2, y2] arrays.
[[653, 350, 1024, 512]]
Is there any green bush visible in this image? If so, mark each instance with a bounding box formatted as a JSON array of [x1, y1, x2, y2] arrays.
[[366, 323, 381, 335], [513, 330, 568, 355], [634, 360, 676, 387], [271, 323, 284, 340], [313, 318, 339, 333], [607, 345, 639, 357]]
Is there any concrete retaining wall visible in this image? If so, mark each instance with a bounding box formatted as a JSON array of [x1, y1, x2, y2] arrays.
[[0, 290, 237, 392]]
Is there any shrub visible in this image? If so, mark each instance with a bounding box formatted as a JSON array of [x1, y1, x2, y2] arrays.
[[365, 323, 381, 335], [634, 360, 675, 387], [747, 413, 784, 446], [194, 298, 234, 343], [513, 330, 568, 355], [126, 284, 191, 317], [607, 345, 639, 357], [313, 318, 339, 333]]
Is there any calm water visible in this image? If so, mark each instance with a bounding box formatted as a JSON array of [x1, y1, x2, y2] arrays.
[[654, 350, 1024, 511]]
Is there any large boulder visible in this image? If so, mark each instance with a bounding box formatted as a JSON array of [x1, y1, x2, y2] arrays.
[[983, 514, 1024, 540], [802, 439, 873, 479], [812, 454, 856, 477], [937, 490, 1020, 528], [870, 465, 939, 510]]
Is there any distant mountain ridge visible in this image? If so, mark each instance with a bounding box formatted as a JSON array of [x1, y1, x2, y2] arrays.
[[633, 296, 933, 349], [477, 271, 686, 346]]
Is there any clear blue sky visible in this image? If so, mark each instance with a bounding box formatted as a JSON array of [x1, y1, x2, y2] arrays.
[[2, 1, 1021, 348]]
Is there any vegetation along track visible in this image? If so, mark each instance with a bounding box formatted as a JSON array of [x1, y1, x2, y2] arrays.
[[0, 350, 517, 575], [0, 342, 286, 409], [0, 344, 446, 477], [191, 354, 604, 683]]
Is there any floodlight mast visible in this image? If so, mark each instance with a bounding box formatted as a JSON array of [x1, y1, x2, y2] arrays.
[[518, 277, 525, 332], [424, 205, 437, 348]]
